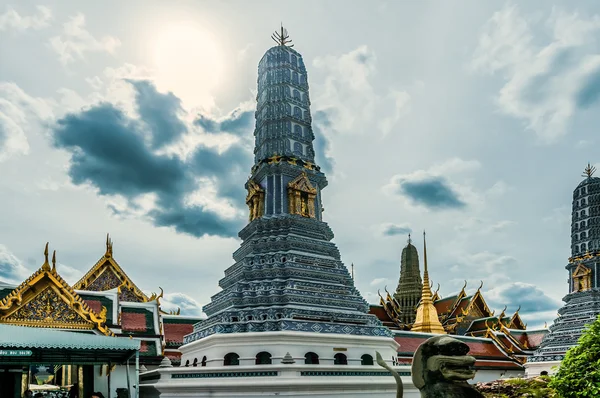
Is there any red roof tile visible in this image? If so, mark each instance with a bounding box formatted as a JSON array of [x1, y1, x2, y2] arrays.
[[84, 299, 102, 314], [509, 330, 548, 350], [448, 297, 471, 318], [434, 296, 457, 315], [394, 335, 428, 354], [164, 323, 194, 344], [165, 351, 181, 360], [140, 340, 151, 353], [121, 312, 147, 332], [475, 360, 522, 370]]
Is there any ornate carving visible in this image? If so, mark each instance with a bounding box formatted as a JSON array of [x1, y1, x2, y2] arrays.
[[572, 263, 592, 292], [287, 172, 317, 218], [7, 287, 87, 325], [246, 180, 265, 222]]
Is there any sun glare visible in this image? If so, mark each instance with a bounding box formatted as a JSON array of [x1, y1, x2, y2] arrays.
[[153, 24, 223, 109]]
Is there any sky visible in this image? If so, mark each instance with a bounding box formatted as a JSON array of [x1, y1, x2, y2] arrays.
[[1, 0, 600, 328]]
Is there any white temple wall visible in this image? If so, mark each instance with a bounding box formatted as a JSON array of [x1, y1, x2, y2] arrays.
[[180, 331, 399, 368]]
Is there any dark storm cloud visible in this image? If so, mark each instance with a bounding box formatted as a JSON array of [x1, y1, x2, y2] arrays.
[[312, 110, 335, 174], [128, 80, 187, 149], [52, 80, 253, 238], [487, 282, 562, 314], [194, 107, 254, 138], [381, 224, 412, 237], [398, 176, 466, 210]]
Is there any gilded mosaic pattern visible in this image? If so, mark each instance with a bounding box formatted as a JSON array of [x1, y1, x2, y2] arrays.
[[119, 287, 142, 303], [87, 267, 121, 291], [5, 286, 88, 325]]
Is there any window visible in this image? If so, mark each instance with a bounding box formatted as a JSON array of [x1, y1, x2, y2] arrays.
[[361, 354, 374, 365], [224, 353, 240, 366], [291, 54, 297, 66], [576, 245, 580, 253], [294, 125, 302, 137], [292, 72, 299, 84], [334, 353, 348, 365], [294, 106, 302, 118], [201, 356, 207, 367], [293, 89, 301, 100], [304, 352, 319, 364], [256, 352, 272, 365], [294, 142, 303, 155], [582, 243, 587, 252], [231, 316, 238, 322]]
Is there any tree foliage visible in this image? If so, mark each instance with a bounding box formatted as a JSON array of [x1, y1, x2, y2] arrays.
[[549, 314, 600, 397]]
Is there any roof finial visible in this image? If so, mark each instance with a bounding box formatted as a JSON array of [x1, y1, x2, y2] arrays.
[[351, 263, 354, 280], [271, 24, 293, 47], [583, 162, 596, 178], [407, 233, 411, 245], [51, 250, 56, 272], [42, 243, 51, 271], [423, 231, 428, 275], [105, 233, 113, 257]]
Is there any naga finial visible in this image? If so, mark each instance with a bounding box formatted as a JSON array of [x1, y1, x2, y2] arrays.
[[434, 283, 440, 296], [51, 250, 56, 272], [462, 280, 467, 291], [42, 243, 51, 271], [271, 24, 293, 47], [477, 280, 484, 291], [583, 162, 596, 178], [105, 233, 113, 257], [515, 305, 521, 314]]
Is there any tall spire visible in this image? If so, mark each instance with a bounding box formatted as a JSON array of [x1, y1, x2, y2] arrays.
[[411, 231, 445, 334]]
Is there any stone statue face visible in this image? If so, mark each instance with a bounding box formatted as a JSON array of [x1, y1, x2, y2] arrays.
[[412, 335, 477, 389]]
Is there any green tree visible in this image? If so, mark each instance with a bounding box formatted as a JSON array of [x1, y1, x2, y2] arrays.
[[549, 314, 600, 397]]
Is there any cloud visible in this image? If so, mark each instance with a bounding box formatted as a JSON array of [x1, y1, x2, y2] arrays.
[[313, 45, 410, 135], [455, 217, 516, 234], [51, 80, 253, 238], [384, 158, 484, 210], [311, 110, 335, 174], [0, 5, 52, 31], [128, 80, 187, 149], [379, 223, 412, 237], [388, 172, 466, 210], [0, 82, 54, 162], [160, 292, 205, 317], [49, 13, 121, 65], [0, 245, 30, 284], [485, 282, 562, 314], [472, 5, 600, 142]]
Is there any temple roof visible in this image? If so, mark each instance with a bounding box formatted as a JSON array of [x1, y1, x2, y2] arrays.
[[73, 235, 149, 303], [0, 244, 112, 336]]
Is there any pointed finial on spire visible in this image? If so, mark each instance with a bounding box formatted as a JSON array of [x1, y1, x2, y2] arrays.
[[407, 233, 411, 245], [351, 263, 354, 280], [271, 24, 293, 47], [423, 231, 428, 274], [42, 243, 51, 271], [105, 233, 113, 257], [51, 250, 56, 272], [583, 162, 596, 178]]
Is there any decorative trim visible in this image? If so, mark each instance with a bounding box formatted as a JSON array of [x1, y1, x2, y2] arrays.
[[172, 371, 278, 379], [300, 371, 410, 377]]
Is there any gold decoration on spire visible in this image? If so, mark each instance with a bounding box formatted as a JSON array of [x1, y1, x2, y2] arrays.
[[51, 250, 56, 273], [105, 233, 113, 258], [271, 24, 293, 47], [411, 231, 445, 334], [583, 162, 596, 178], [41, 243, 51, 271]]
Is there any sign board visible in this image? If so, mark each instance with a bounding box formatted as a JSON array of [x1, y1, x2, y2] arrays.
[[0, 350, 33, 356]]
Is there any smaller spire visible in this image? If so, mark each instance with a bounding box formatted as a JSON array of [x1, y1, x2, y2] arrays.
[[41, 243, 51, 271], [583, 162, 596, 178], [271, 24, 293, 47], [407, 233, 411, 245], [51, 250, 56, 272]]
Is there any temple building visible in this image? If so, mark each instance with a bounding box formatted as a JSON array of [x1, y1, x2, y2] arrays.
[[139, 27, 409, 398], [0, 238, 202, 397], [525, 163, 600, 376], [394, 235, 422, 325], [370, 234, 548, 375]]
